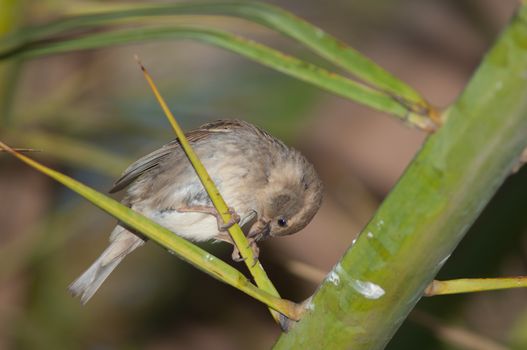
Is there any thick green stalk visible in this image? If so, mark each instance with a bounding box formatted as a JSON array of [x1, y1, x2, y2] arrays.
[[275, 5, 527, 349]]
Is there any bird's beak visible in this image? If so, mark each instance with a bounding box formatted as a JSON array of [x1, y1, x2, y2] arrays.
[[260, 220, 271, 239], [239, 210, 257, 234], [247, 217, 271, 241]]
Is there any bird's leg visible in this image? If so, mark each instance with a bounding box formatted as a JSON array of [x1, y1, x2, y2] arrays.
[[216, 234, 258, 263], [231, 245, 244, 262], [211, 211, 264, 264], [228, 238, 260, 265], [248, 238, 260, 261], [242, 218, 269, 265], [176, 205, 240, 231], [214, 234, 246, 262], [216, 226, 263, 264]]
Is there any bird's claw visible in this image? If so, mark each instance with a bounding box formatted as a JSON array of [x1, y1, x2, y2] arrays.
[[231, 246, 245, 262], [230, 238, 260, 267], [217, 207, 240, 231], [248, 239, 260, 262]]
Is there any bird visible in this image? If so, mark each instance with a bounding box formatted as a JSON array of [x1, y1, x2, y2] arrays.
[[69, 119, 323, 304]]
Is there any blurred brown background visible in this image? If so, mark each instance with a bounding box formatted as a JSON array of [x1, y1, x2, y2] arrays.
[[1, 0, 526, 349]]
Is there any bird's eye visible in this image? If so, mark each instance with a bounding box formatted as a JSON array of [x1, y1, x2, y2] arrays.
[[277, 217, 288, 227]]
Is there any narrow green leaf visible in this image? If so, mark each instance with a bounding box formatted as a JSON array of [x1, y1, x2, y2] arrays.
[[3, 130, 131, 177], [0, 1, 428, 109], [0, 147, 38, 152], [138, 59, 283, 323], [0, 2, 437, 129], [0, 141, 301, 320], [0, 26, 435, 130]]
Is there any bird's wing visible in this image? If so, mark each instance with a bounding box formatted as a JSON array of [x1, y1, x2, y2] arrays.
[[109, 140, 178, 193], [109, 120, 247, 193]]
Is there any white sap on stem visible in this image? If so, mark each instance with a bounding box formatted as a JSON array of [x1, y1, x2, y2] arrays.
[[327, 270, 341, 286], [351, 279, 385, 300], [305, 300, 315, 311], [327, 263, 385, 299]]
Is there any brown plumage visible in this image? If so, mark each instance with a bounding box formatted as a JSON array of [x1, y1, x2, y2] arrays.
[[69, 119, 323, 304]]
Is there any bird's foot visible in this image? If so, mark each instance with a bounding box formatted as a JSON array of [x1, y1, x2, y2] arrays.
[[230, 238, 260, 266], [231, 246, 244, 262], [177, 205, 240, 231], [248, 238, 260, 262], [217, 207, 240, 231]]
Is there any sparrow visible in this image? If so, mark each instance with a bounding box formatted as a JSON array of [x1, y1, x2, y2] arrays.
[[69, 119, 323, 304]]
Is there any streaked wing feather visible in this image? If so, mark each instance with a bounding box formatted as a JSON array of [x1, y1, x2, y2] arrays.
[[109, 120, 246, 193], [109, 140, 178, 193]]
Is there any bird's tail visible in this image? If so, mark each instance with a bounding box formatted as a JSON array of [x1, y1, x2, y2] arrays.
[[68, 226, 144, 304]]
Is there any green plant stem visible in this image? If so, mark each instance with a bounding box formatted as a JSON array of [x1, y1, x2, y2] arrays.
[[425, 277, 527, 296], [137, 60, 282, 323], [0, 141, 302, 320], [274, 4, 527, 349]]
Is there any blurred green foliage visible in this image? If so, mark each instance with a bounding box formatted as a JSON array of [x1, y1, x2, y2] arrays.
[[0, 1, 526, 349]]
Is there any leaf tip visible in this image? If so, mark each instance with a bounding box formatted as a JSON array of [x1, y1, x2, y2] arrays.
[[0, 140, 13, 154], [133, 54, 146, 72]]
